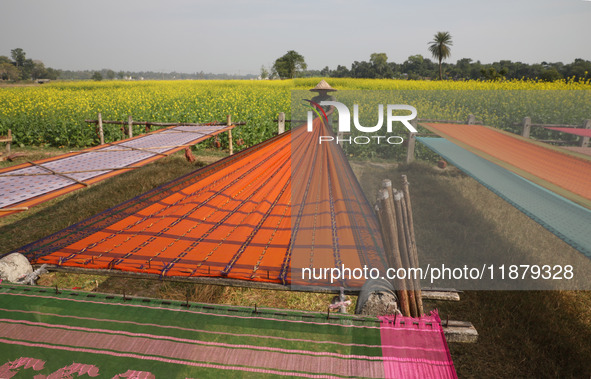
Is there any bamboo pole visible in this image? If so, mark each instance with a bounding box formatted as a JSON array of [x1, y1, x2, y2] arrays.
[[97, 112, 104, 145], [0, 166, 143, 178], [377, 187, 410, 317], [85, 120, 247, 127], [227, 114, 233, 155], [106, 143, 168, 157], [0, 207, 29, 213], [383, 179, 416, 315], [28, 161, 89, 187], [402, 175, 423, 315], [392, 189, 418, 317], [401, 176, 423, 316]]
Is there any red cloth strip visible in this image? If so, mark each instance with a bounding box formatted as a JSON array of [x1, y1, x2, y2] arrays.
[[544, 127, 591, 137], [379, 310, 457, 379]]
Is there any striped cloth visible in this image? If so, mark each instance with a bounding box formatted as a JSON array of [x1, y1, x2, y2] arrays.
[[421, 123, 591, 210], [8, 120, 386, 289], [417, 137, 591, 260], [0, 123, 234, 216], [0, 285, 456, 378]]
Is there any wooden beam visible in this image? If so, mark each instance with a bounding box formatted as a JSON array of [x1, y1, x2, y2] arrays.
[[421, 290, 460, 301], [443, 320, 479, 343]]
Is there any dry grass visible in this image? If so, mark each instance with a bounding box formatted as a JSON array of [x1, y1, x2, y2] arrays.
[[2, 149, 591, 377], [355, 161, 591, 377]]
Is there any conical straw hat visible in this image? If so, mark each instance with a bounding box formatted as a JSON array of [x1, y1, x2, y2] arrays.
[[310, 79, 337, 92]]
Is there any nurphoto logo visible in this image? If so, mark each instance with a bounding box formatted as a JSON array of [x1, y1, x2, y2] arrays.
[[305, 100, 418, 145]]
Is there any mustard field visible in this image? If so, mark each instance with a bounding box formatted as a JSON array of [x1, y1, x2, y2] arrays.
[[0, 78, 590, 152]]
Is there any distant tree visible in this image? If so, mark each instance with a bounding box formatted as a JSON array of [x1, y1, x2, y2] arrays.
[[273, 50, 307, 79], [480, 67, 507, 81], [260, 65, 269, 79], [30, 60, 47, 80], [350, 60, 374, 78], [331, 65, 350, 78], [370, 53, 393, 78], [117, 71, 126, 80], [428, 31, 453, 80], [0, 62, 19, 81], [539, 67, 563, 82], [563, 58, 591, 81], [105, 69, 116, 80], [10, 48, 26, 68], [21, 59, 36, 80], [91, 71, 103, 81], [402, 55, 436, 79], [45, 67, 59, 80]]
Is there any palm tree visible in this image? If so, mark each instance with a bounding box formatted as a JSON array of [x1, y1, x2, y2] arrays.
[[428, 32, 453, 80]]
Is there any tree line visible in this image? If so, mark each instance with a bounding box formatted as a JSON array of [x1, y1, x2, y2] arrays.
[[0, 48, 258, 82], [308, 55, 591, 82], [0, 48, 60, 81], [269, 32, 590, 82]]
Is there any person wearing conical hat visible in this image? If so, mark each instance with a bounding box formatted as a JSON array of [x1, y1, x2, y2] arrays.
[[310, 79, 337, 127]]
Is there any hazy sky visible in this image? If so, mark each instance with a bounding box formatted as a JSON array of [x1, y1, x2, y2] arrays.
[[1, 0, 590, 74]]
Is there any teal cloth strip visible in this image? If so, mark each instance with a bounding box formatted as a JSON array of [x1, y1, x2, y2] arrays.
[[417, 137, 591, 258]]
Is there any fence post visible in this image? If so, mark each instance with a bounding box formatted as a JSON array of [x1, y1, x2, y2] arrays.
[[406, 118, 418, 164], [581, 119, 591, 148], [466, 114, 476, 125], [97, 112, 104, 145], [522, 117, 531, 138], [406, 132, 416, 164], [227, 114, 233, 155], [127, 115, 133, 139], [278, 112, 285, 134]]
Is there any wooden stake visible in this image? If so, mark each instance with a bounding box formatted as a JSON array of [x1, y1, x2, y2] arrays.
[[98, 112, 104, 145], [522, 117, 531, 138], [6, 129, 11, 154], [227, 114, 233, 155], [278, 112, 285, 134], [128, 115, 133, 139]]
